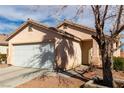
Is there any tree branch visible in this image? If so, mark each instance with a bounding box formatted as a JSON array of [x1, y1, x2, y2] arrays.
[[113, 42, 124, 52], [101, 5, 108, 29], [72, 6, 83, 20], [112, 5, 123, 38]]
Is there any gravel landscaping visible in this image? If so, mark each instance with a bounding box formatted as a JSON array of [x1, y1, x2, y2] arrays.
[[17, 74, 85, 88], [0, 64, 10, 68], [16, 66, 124, 88]]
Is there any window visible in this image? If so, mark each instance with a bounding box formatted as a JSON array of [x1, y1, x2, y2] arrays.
[[63, 24, 67, 29], [28, 25, 33, 32]]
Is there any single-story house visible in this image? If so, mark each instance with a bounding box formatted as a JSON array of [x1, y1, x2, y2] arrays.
[[6, 19, 120, 70], [0, 34, 8, 54]]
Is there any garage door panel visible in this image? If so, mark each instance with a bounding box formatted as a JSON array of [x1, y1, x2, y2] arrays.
[[13, 43, 54, 69]]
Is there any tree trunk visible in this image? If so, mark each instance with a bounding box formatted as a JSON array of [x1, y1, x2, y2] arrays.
[[100, 43, 114, 87]]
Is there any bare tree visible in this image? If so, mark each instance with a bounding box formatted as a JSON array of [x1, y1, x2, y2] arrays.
[[90, 5, 124, 87], [55, 5, 124, 87]]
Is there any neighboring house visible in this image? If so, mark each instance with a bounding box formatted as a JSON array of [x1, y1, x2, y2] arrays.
[[120, 52, 124, 57], [120, 49, 124, 57], [0, 34, 8, 54], [6, 19, 120, 70]]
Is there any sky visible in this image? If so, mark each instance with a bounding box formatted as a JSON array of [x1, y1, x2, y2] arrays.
[[0, 5, 94, 34]]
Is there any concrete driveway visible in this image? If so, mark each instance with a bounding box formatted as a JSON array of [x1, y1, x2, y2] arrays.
[[0, 66, 51, 88]]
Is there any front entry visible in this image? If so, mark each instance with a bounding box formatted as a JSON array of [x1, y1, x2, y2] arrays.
[[82, 40, 93, 65]]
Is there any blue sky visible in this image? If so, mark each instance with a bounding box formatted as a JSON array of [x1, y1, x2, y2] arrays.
[[0, 5, 95, 34], [0, 5, 122, 36]]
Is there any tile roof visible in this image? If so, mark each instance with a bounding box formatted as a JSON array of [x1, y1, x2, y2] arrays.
[[6, 18, 81, 42], [57, 20, 96, 33]]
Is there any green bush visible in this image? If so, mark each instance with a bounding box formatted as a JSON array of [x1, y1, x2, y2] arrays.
[[0, 54, 7, 63], [113, 57, 124, 71]]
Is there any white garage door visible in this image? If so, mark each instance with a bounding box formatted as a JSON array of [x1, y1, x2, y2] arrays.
[[13, 43, 54, 69]]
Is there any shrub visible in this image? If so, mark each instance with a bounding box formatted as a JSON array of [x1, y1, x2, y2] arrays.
[[113, 57, 124, 71], [0, 54, 7, 63]]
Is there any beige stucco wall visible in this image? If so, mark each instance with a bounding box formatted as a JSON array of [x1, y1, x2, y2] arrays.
[[92, 39, 101, 66], [58, 25, 93, 40], [7, 25, 82, 70], [58, 25, 121, 67], [0, 46, 8, 54], [55, 37, 82, 70], [58, 25, 101, 66]]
